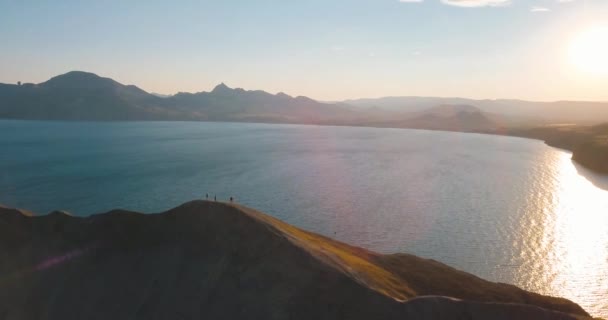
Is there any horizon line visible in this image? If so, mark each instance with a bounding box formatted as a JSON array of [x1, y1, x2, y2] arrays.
[[3, 70, 608, 105]]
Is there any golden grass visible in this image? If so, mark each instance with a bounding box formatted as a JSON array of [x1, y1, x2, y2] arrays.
[[233, 204, 415, 301], [227, 202, 593, 318]]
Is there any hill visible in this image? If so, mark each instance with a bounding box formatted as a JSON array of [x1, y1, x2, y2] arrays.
[[344, 96, 608, 125], [0, 200, 593, 319], [0, 71, 191, 121], [372, 104, 501, 133]]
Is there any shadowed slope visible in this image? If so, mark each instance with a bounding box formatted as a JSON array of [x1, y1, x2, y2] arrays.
[[0, 201, 594, 319]]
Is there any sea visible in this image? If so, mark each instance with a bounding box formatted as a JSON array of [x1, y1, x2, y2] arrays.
[[1, 120, 607, 317]]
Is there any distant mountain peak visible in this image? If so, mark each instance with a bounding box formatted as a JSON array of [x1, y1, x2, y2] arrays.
[[212, 82, 232, 93], [61, 70, 100, 77], [48, 71, 106, 82], [41, 71, 116, 90]]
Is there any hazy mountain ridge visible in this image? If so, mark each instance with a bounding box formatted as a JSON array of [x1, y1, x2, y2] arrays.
[[3, 71, 608, 127], [352, 104, 503, 133], [166, 82, 358, 123], [0, 71, 356, 123], [344, 96, 608, 125], [0, 201, 592, 319], [401, 105, 499, 132]]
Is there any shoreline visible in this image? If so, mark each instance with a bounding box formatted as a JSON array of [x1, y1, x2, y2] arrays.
[[2, 117, 606, 174]]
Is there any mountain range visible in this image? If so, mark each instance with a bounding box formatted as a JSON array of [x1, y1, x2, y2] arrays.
[[2, 71, 608, 129], [0, 71, 355, 123], [344, 96, 608, 125]]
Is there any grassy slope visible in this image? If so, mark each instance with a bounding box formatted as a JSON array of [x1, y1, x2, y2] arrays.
[[235, 203, 590, 316], [0, 201, 597, 319]]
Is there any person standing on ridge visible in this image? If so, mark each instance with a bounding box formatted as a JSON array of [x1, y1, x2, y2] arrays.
[[214, 195, 216, 201], [205, 193, 208, 200], [230, 196, 233, 202]]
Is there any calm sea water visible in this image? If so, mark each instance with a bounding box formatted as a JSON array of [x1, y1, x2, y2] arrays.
[[1, 120, 608, 317]]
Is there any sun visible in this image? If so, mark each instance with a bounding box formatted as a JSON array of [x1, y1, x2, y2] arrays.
[[569, 25, 608, 75]]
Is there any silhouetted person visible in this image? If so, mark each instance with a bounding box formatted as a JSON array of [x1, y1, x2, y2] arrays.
[[214, 195, 216, 201], [205, 193, 208, 199], [230, 196, 233, 202]]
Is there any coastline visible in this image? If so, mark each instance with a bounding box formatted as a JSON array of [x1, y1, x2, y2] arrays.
[[1, 117, 606, 174]]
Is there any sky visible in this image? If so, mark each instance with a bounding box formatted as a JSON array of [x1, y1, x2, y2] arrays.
[[0, 0, 607, 101]]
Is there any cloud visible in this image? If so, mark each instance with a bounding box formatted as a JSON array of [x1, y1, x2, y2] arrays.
[[398, 0, 424, 2], [440, 0, 510, 7], [530, 6, 550, 12]]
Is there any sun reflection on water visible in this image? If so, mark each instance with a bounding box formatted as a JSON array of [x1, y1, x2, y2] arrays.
[[546, 152, 608, 316]]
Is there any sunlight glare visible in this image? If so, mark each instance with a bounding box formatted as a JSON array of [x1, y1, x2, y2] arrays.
[[569, 25, 608, 75], [548, 152, 608, 316]]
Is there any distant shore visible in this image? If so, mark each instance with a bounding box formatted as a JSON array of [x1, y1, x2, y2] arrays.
[[507, 124, 608, 174], [1, 116, 606, 174]]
